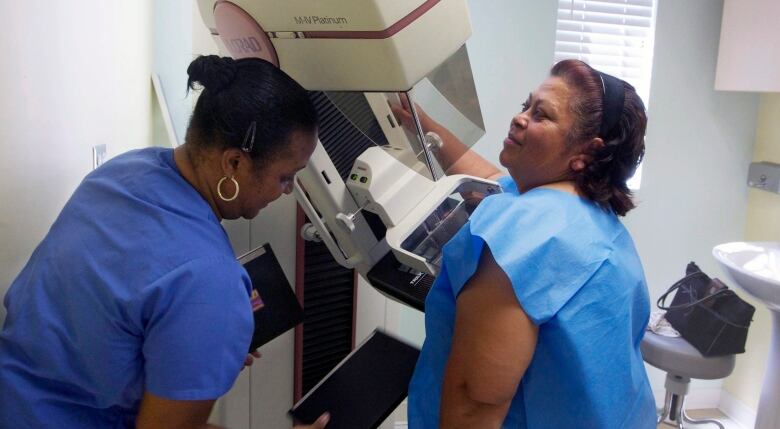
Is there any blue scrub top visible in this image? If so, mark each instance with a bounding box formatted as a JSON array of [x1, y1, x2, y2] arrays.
[[408, 176, 656, 428], [0, 148, 254, 428]]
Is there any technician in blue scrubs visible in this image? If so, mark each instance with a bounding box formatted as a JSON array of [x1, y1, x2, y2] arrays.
[[396, 59, 656, 428], [0, 56, 329, 429]]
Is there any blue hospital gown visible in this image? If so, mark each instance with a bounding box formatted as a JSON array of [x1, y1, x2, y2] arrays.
[[0, 148, 254, 428], [408, 176, 656, 428]]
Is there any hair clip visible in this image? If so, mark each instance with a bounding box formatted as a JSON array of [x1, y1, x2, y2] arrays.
[[242, 121, 257, 153]]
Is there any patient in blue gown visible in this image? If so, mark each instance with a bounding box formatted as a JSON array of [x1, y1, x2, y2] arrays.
[[393, 59, 656, 428]]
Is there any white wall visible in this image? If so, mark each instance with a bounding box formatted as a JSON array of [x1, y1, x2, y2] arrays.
[[722, 93, 780, 417], [154, 0, 194, 146], [0, 1, 155, 322], [623, 0, 759, 401]]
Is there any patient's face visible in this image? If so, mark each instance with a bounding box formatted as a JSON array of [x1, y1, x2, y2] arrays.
[[500, 76, 578, 193]]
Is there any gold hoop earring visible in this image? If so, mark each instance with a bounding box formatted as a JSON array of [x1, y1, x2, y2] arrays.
[[217, 176, 239, 202]]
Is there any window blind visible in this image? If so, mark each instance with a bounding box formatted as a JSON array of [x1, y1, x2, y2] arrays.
[[554, 0, 656, 189], [554, 0, 657, 104]]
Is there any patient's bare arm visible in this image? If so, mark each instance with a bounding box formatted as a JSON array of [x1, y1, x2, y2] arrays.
[[439, 248, 538, 428]]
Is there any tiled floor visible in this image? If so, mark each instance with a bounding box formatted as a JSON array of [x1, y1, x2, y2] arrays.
[[657, 409, 744, 429]]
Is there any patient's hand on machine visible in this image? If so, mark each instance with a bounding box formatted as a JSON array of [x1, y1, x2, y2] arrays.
[[389, 95, 503, 182]]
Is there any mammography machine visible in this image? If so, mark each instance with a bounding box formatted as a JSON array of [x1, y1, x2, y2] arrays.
[[197, 0, 500, 310]]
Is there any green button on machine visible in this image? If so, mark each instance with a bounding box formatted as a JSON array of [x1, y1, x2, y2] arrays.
[[350, 173, 358, 181]]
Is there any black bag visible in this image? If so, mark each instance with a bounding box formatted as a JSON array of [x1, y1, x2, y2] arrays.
[[657, 262, 755, 357]]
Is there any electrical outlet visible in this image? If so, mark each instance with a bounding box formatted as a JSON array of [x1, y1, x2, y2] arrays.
[[748, 161, 780, 194], [92, 144, 107, 170]]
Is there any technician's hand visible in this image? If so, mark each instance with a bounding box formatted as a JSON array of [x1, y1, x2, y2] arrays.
[[242, 350, 262, 370], [293, 412, 330, 429]]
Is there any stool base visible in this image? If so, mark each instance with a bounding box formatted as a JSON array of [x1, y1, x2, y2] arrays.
[[657, 390, 725, 429]]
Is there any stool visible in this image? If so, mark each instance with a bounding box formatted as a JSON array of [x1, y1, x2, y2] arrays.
[[641, 331, 736, 428]]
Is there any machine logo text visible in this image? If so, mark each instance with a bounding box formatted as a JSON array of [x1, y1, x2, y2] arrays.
[[226, 37, 263, 54], [294, 16, 348, 25]]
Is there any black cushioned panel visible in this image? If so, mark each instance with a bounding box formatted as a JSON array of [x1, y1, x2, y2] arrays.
[[290, 330, 420, 429]]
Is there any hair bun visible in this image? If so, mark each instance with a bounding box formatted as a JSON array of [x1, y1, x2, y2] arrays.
[[187, 55, 237, 94]]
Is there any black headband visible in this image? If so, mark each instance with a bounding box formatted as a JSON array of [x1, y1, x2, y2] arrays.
[[597, 71, 625, 138]]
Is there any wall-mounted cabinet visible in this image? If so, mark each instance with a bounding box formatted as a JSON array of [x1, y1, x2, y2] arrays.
[[715, 0, 780, 92]]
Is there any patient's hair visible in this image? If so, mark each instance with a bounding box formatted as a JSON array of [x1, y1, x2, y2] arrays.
[[551, 59, 647, 216], [185, 55, 318, 169]]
